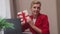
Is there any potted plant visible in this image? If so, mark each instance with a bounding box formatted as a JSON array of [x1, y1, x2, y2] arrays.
[[0, 17, 14, 34]]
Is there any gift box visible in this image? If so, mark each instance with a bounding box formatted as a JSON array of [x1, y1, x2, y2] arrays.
[[17, 10, 30, 23]]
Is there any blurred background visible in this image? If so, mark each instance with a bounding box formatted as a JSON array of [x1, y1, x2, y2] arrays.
[[0, 0, 60, 34]]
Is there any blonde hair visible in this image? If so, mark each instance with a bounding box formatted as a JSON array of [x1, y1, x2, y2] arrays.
[[31, 0, 41, 8]]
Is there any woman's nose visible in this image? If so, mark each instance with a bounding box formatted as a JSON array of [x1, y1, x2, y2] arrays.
[[35, 8, 38, 10]]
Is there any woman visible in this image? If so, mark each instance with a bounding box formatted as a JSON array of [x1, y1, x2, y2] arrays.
[[17, 0, 50, 34]]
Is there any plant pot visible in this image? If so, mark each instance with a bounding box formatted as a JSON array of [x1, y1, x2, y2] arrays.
[[0, 29, 4, 34]]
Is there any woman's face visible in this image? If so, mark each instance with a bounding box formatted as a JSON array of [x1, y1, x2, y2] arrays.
[[31, 4, 41, 16]]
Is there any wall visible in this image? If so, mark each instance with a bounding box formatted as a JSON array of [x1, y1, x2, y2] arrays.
[[15, 0, 59, 34], [57, 0, 60, 34], [10, 0, 17, 18], [0, 0, 16, 18], [0, 0, 11, 18]]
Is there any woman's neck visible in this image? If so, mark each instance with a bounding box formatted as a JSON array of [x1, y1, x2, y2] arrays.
[[32, 13, 40, 19], [33, 15, 37, 19]]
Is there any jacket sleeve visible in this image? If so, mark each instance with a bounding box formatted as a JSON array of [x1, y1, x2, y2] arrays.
[[41, 15, 50, 34]]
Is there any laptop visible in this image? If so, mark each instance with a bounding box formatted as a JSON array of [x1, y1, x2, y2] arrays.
[[4, 18, 22, 34]]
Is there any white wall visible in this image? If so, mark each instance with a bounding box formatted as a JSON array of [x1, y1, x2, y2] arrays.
[[15, 0, 59, 34], [0, 0, 11, 18]]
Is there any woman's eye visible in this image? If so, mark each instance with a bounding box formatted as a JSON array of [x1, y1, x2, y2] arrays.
[[37, 7, 40, 9], [33, 7, 36, 8]]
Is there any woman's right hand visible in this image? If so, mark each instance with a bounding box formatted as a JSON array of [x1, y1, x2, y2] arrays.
[[17, 12, 26, 25]]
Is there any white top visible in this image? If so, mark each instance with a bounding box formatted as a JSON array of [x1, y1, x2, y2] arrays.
[[33, 18, 36, 24]]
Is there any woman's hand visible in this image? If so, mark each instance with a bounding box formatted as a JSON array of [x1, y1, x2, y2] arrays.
[[26, 16, 34, 26], [17, 12, 26, 25]]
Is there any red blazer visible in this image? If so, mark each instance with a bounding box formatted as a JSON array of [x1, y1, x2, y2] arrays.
[[22, 13, 50, 34]]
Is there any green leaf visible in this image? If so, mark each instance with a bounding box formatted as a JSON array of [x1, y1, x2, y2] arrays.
[[0, 17, 15, 29]]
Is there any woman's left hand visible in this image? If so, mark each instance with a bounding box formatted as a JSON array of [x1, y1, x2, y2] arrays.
[[26, 17, 34, 26]]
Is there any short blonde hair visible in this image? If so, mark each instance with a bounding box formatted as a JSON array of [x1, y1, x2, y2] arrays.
[[31, 0, 41, 8]]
